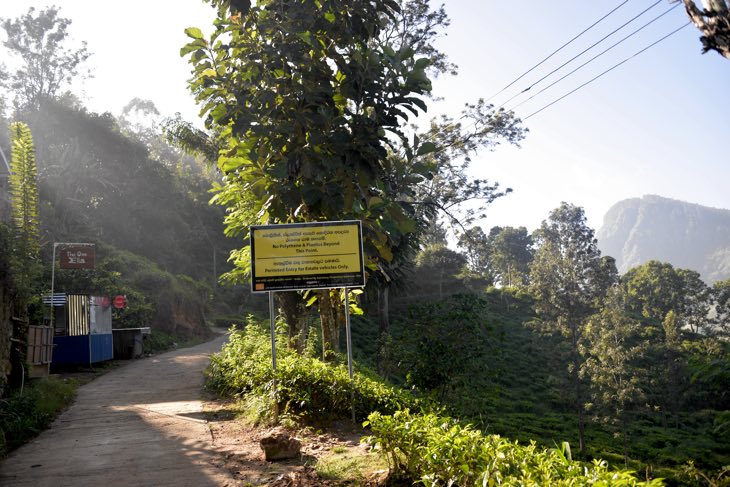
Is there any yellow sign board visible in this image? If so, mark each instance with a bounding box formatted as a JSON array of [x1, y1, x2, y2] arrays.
[[250, 221, 365, 292]]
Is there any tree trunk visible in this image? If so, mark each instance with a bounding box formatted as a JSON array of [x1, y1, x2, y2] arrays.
[[377, 286, 390, 374], [277, 291, 308, 353], [575, 368, 586, 458], [377, 286, 390, 336], [682, 0, 730, 59], [317, 289, 340, 361], [623, 414, 632, 468], [571, 326, 586, 458]]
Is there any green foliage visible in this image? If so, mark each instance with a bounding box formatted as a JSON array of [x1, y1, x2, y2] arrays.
[[54, 244, 212, 339], [8, 121, 39, 260], [487, 225, 533, 288], [21, 99, 234, 283], [398, 293, 492, 399], [582, 287, 648, 464], [622, 261, 712, 334], [456, 226, 492, 280], [366, 409, 662, 486], [206, 318, 420, 422], [382, 286, 730, 481], [529, 202, 617, 455], [143, 331, 178, 354], [409, 244, 469, 298], [680, 461, 730, 487], [184, 0, 434, 268], [713, 278, 730, 337], [0, 6, 91, 109], [686, 338, 730, 411], [316, 445, 388, 483], [0, 377, 78, 457]]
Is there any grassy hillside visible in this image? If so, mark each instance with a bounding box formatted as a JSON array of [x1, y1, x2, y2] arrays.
[[357, 289, 729, 480]]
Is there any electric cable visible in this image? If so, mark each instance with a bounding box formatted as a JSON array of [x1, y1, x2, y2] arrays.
[[508, 3, 680, 112], [523, 22, 691, 120], [485, 0, 632, 103], [498, 0, 665, 109]]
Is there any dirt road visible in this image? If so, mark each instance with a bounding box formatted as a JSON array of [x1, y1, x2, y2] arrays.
[[0, 334, 237, 487]]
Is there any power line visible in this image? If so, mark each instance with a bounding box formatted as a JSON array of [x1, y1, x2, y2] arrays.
[[508, 3, 681, 112], [523, 22, 691, 120], [485, 0, 632, 103], [498, 0, 665, 109]]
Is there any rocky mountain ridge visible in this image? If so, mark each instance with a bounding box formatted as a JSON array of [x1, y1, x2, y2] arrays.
[[596, 195, 730, 283]]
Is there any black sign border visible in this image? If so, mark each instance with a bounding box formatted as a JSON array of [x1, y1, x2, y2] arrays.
[[250, 220, 365, 293]]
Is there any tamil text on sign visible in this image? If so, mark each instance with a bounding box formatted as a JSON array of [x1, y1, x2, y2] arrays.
[[250, 221, 365, 292]]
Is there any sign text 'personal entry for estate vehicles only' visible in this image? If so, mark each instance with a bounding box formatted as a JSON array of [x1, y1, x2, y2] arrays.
[[250, 220, 365, 292]]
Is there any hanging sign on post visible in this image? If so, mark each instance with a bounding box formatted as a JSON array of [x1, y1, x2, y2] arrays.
[[250, 221, 365, 424], [250, 220, 365, 292], [59, 245, 95, 269]]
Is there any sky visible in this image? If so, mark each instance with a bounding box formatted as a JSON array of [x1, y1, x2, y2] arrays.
[[1, 0, 728, 233]]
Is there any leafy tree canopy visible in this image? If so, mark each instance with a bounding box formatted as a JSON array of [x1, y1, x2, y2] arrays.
[[622, 260, 712, 334], [183, 0, 525, 284], [0, 6, 91, 109]]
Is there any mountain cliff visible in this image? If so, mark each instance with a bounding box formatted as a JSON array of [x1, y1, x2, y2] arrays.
[[596, 195, 730, 283]]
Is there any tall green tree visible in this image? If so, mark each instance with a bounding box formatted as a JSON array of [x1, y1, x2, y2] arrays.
[[184, 0, 435, 358], [183, 0, 524, 357], [583, 286, 647, 467], [677, 268, 711, 335], [9, 121, 39, 264], [713, 278, 730, 337], [529, 202, 616, 457], [619, 261, 710, 426], [487, 225, 532, 288], [413, 243, 468, 299], [0, 6, 91, 109], [6, 121, 41, 390], [622, 261, 711, 334], [456, 225, 492, 283], [623, 261, 684, 323]]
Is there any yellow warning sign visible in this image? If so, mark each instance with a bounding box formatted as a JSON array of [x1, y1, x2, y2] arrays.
[[250, 221, 365, 292]]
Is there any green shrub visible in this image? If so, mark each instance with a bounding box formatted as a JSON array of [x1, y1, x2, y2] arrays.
[[144, 330, 178, 353], [211, 314, 244, 329], [0, 378, 78, 457], [206, 318, 421, 422], [366, 409, 664, 486]]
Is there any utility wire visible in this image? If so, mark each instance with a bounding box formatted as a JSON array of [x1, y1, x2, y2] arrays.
[[523, 22, 691, 120], [508, 3, 680, 112], [485, 0, 632, 103], [497, 0, 664, 109]]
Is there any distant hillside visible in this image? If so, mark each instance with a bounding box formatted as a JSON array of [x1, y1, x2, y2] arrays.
[[597, 195, 730, 283]]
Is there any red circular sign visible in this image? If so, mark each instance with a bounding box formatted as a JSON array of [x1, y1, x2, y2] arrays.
[[113, 295, 127, 309]]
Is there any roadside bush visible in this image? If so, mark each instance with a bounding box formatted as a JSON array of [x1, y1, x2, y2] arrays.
[[366, 409, 664, 486], [206, 318, 421, 422], [0, 378, 77, 457]]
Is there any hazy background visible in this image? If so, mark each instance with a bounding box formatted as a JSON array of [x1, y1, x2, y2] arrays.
[[2, 0, 728, 231]]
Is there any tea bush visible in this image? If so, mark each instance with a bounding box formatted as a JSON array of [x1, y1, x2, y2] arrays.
[[206, 318, 421, 421], [366, 409, 665, 486]]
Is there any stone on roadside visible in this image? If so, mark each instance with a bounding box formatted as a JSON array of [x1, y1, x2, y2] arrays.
[[260, 432, 301, 461]]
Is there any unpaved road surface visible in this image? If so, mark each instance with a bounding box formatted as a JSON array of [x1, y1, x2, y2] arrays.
[[0, 335, 238, 487]]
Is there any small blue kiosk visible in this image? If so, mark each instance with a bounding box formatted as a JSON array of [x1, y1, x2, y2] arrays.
[[48, 294, 114, 365]]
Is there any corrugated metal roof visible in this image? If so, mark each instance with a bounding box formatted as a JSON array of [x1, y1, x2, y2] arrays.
[[42, 293, 68, 307]]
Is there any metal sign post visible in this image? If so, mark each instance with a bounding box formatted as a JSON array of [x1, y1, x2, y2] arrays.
[[344, 288, 356, 423], [250, 221, 365, 424], [269, 291, 279, 422]]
